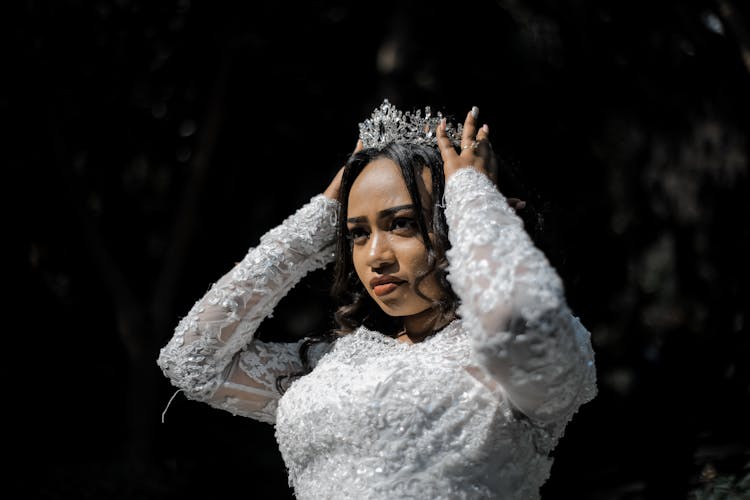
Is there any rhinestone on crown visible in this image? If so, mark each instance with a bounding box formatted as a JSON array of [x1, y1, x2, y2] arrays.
[[358, 99, 463, 149]]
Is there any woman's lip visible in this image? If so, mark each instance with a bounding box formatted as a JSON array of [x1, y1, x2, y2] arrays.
[[369, 276, 404, 287], [373, 282, 402, 296]]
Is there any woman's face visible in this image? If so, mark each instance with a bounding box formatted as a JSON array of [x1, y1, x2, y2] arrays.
[[346, 158, 444, 318]]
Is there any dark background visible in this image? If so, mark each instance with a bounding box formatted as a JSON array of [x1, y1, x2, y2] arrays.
[[10, 0, 750, 498]]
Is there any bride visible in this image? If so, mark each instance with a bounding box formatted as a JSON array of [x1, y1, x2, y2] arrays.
[[157, 100, 597, 499]]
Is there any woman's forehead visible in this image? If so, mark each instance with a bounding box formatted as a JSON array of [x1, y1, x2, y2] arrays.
[[347, 158, 433, 215]]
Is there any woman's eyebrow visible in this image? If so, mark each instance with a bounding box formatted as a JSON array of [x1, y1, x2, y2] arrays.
[[347, 204, 415, 224]]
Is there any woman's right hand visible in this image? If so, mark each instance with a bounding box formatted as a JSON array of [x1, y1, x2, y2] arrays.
[[323, 139, 363, 200]]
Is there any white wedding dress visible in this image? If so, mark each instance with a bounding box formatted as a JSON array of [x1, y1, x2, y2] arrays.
[[157, 168, 597, 499]]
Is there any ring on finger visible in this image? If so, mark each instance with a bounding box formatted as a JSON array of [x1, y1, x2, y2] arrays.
[[461, 141, 479, 150]]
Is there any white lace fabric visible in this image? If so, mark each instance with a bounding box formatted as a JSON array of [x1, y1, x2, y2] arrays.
[[157, 194, 339, 423], [157, 168, 597, 499]]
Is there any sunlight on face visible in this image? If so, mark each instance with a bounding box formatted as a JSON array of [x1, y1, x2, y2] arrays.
[[346, 158, 444, 318]]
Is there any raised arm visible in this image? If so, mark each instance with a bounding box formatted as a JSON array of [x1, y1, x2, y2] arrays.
[[437, 110, 596, 424], [158, 140, 362, 424], [157, 193, 339, 423]]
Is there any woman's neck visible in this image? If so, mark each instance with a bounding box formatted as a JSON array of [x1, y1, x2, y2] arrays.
[[398, 308, 452, 344]]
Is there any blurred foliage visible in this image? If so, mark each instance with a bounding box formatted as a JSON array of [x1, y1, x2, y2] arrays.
[[689, 461, 750, 499]]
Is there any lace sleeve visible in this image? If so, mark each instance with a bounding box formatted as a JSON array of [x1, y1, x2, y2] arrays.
[[444, 168, 596, 424], [157, 194, 339, 424]]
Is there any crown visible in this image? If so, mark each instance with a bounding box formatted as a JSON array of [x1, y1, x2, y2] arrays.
[[358, 99, 463, 149]]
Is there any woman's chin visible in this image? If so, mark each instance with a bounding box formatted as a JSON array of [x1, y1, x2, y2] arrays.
[[376, 302, 434, 319]]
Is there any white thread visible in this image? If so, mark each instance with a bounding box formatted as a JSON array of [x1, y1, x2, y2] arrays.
[[161, 389, 183, 424]]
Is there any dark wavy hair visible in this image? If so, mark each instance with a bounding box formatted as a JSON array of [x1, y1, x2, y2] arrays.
[[275, 142, 460, 392], [331, 142, 460, 336]]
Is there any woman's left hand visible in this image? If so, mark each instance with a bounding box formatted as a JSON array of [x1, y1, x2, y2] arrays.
[[436, 106, 497, 182]]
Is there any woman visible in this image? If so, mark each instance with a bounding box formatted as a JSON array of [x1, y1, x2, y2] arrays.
[[157, 100, 597, 499]]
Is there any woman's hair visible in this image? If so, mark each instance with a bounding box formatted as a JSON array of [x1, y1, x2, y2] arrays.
[[331, 142, 459, 336], [275, 142, 460, 392]]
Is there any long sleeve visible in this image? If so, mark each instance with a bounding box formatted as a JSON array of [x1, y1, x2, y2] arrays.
[[157, 194, 339, 424], [444, 168, 596, 424]]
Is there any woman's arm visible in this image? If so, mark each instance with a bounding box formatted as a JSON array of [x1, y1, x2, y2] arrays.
[[437, 110, 596, 424], [157, 193, 339, 424]]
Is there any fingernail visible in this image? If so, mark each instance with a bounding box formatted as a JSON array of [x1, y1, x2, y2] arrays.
[[482, 124, 489, 133], [471, 106, 479, 119]]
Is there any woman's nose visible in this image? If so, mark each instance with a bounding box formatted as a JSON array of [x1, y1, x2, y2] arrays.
[[365, 231, 395, 269]]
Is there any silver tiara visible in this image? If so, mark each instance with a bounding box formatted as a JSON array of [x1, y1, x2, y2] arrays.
[[358, 99, 463, 149]]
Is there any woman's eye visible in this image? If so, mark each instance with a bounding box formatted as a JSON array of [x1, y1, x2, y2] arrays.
[[391, 217, 417, 233], [347, 228, 369, 243]]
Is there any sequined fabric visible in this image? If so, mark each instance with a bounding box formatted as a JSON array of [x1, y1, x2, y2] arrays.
[[157, 194, 339, 423], [157, 168, 597, 499]]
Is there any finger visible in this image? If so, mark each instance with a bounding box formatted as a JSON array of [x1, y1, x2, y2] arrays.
[[507, 198, 526, 211], [475, 124, 492, 157], [354, 139, 364, 153], [476, 123, 489, 143], [481, 124, 498, 177], [474, 123, 495, 179], [460, 106, 479, 150], [436, 118, 459, 162]]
